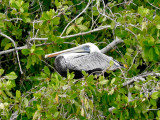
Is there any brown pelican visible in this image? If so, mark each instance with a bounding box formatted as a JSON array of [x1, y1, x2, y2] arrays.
[[45, 43, 124, 78]]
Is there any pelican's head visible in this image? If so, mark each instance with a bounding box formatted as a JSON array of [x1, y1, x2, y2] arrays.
[[45, 43, 100, 58]]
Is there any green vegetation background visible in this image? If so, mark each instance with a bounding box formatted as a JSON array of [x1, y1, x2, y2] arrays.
[[0, 0, 160, 119]]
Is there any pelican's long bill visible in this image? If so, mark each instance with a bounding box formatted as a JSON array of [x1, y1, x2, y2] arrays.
[[45, 45, 90, 58]]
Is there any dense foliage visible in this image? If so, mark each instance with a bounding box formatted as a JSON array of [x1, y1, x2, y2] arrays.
[[0, 0, 160, 119]]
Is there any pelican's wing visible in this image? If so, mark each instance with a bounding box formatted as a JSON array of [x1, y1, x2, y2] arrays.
[[55, 52, 122, 78]]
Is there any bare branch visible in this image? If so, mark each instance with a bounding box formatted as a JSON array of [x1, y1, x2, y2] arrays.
[[100, 37, 124, 54], [96, 0, 114, 21], [0, 32, 23, 74], [0, 42, 54, 55], [60, 25, 111, 39], [123, 72, 160, 87], [0, 45, 27, 55], [30, 38, 48, 41], [108, 106, 116, 113], [4, 18, 22, 21], [147, 0, 160, 10], [108, 72, 160, 113], [60, 0, 91, 37]]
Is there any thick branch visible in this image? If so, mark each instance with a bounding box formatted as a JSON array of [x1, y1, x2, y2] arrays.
[[123, 72, 160, 87], [0, 43, 54, 55], [0, 25, 111, 55], [0, 45, 27, 55], [100, 37, 124, 54]]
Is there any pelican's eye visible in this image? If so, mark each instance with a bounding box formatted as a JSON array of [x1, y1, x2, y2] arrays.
[[83, 45, 90, 52]]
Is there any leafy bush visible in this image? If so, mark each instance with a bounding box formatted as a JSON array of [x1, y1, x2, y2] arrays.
[[0, 0, 160, 119]]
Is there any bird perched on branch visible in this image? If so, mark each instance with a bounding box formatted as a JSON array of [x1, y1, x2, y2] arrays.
[[45, 43, 125, 79]]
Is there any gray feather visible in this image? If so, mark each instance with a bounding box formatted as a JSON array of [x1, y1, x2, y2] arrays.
[[55, 52, 122, 78]]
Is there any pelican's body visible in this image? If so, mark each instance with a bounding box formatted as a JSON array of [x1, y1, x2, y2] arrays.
[[45, 43, 123, 78]]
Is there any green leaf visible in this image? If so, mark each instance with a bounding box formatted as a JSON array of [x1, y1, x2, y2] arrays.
[[138, 6, 149, 17], [34, 50, 45, 55], [33, 111, 40, 120], [111, 21, 115, 29], [142, 22, 147, 30], [149, 111, 154, 119], [158, 110, 160, 118], [6, 72, 17, 80], [26, 56, 32, 69], [0, 13, 5, 20], [54, 112, 59, 118], [22, 17, 30, 23], [77, 25, 88, 31], [55, 0, 62, 8], [16, 90, 21, 98], [127, 48, 134, 53], [20, 7, 24, 13], [4, 43, 12, 50], [53, 17, 60, 25], [1, 38, 10, 47], [44, 66, 50, 75], [108, 88, 114, 95], [0, 69, 4, 76], [154, 47, 159, 55], [149, 48, 154, 61], [11, 2, 19, 9], [55, 37, 64, 44], [82, 70, 88, 77], [41, 13, 50, 20], [151, 92, 159, 99], [31, 44, 36, 53], [31, 55, 37, 65], [99, 80, 109, 85], [156, 24, 160, 29], [75, 17, 83, 24], [0, 20, 4, 29], [11, 9, 17, 14], [66, 25, 75, 35], [150, 99, 157, 106], [111, 78, 116, 85], [24, 98, 28, 107], [148, 36, 155, 45], [109, 61, 114, 67], [144, 47, 149, 58], [22, 49, 30, 55]]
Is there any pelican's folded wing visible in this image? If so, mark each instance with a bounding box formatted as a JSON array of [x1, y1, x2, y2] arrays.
[[55, 52, 122, 78]]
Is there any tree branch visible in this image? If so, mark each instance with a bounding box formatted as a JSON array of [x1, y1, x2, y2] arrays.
[[0, 32, 23, 74], [60, 25, 111, 39], [100, 37, 124, 54], [108, 72, 160, 113], [60, 0, 91, 37], [123, 72, 160, 87], [0, 43, 55, 55], [0, 45, 28, 55]]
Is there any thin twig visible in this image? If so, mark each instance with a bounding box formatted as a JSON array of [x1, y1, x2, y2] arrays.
[[4, 18, 23, 21], [127, 50, 139, 72], [0, 32, 23, 74], [60, 0, 91, 37], [60, 25, 111, 39], [147, 0, 160, 10], [0, 43, 54, 55], [96, 0, 114, 21]]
